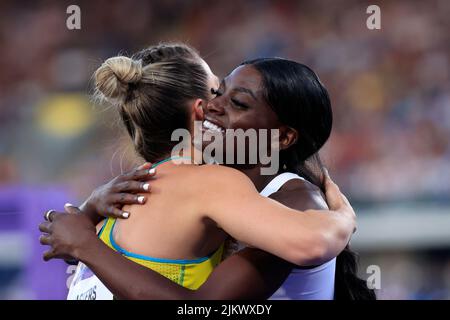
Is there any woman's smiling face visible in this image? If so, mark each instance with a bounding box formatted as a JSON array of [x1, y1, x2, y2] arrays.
[[203, 64, 281, 134], [200, 64, 283, 165]]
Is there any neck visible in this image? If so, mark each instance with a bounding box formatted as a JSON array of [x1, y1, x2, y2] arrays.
[[158, 144, 198, 165]]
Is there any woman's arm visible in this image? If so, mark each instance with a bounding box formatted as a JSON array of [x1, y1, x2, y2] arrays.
[[198, 166, 355, 267], [192, 185, 330, 299], [81, 233, 292, 299], [39, 171, 350, 299], [40, 209, 292, 299]]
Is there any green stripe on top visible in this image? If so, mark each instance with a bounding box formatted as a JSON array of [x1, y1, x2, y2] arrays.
[[97, 219, 108, 238], [179, 265, 186, 286], [151, 156, 193, 168]]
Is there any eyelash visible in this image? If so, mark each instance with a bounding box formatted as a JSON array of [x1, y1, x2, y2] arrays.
[[211, 88, 221, 96], [211, 88, 249, 109], [231, 98, 249, 109]]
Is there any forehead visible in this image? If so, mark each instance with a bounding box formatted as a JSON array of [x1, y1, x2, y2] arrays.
[[225, 65, 263, 92]]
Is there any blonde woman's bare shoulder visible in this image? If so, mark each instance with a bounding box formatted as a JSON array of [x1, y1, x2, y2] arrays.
[[191, 164, 257, 192]]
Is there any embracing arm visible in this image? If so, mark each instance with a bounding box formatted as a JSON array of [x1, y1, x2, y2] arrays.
[[76, 233, 195, 300], [68, 181, 326, 300], [74, 233, 291, 300], [40, 169, 351, 299], [200, 167, 355, 267], [42, 207, 289, 299]]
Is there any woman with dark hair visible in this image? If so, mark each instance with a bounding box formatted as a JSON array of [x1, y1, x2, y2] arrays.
[[237, 58, 375, 300], [39, 44, 365, 299]]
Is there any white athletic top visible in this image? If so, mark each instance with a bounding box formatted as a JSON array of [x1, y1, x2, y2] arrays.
[[67, 262, 113, 300], [261, 172, 336, 300]]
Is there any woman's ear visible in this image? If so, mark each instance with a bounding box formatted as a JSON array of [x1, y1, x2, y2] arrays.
[[279, 125, 298, 150], [192, 99, 204, 121]]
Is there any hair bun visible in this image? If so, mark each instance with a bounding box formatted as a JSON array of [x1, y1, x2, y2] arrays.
[[95, 56, 143, 100]]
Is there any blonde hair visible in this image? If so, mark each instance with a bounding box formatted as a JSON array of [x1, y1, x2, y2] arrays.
[[95, 56, 143, 100], [93, 43, 209, 162]]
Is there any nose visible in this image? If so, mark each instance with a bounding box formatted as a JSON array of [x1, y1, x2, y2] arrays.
[[206, 98, 225, 116]]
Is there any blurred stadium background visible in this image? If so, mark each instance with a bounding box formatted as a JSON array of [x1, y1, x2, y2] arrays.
[[0, 0, 449, 299]]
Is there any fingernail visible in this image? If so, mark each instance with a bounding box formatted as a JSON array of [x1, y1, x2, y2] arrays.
[[323, 168, 330, 177], [149, 168, 156, 175], [138, 162, 150, 170], [65, 203, 74, 208], [122, 212, 130, 218], [143, 183, 150, 191], [137, 196, 145, 203]]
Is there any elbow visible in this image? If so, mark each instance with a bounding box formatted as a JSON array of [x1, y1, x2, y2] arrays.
[[288, 232, 337, 267], [306, 214, 355, 265], [284, 235, 329, 267], [310, 225, 352, 265], [312, 235, 334, 266], [115, 283, 159, 300], [115, 287, 145, 300], [284, 217, 355, 267], [309, 237, 329, 265]]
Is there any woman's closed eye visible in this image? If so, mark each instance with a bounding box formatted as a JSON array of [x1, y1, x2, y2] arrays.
[[211, 87, 249, 109], [231, 98, 250, 110]]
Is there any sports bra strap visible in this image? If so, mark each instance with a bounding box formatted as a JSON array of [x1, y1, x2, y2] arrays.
[[260, 172, 305, 197]]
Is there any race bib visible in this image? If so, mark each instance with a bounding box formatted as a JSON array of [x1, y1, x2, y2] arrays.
[[67, 262, 114, 300]]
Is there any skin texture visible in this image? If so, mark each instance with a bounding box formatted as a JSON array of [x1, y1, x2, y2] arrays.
[[39, 63, 355, 299]]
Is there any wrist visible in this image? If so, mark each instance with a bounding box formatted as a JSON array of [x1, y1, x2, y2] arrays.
[[80, 200, 101, 225], [72, 231, 101, 262]]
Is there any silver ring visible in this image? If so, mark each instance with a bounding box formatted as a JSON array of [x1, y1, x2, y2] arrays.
[[44, 210, 55, 222]]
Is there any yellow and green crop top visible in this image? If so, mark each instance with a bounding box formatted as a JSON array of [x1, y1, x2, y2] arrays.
[[98, 218, 224, 290]]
